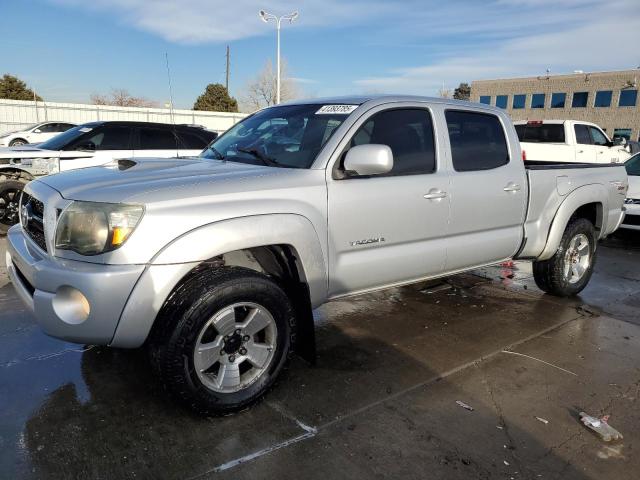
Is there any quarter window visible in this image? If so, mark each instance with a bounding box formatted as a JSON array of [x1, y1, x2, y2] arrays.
[[594, 90, 612, 107], [551, 93, 566, 108], [572, 92, 589, 108], [445, 110, 509, 172], [495, 95, 508, 109], [513, 94, 526, 109], [479, 95, 491, 105], [574, 124, 592, 144], [531, 93, 545, 108], [619, 89, 638, 107], [349, 108, 436, 176]]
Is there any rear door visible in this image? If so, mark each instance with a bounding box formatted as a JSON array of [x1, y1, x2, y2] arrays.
[[444, 109, 527, 271], [134, 125, 179, 158], [574, 124, 598, 163], [327, 105, 450, 296], [59, 124, 135, 171]]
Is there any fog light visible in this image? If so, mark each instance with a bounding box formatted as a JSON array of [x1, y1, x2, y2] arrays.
[[52, 286, 90, 325]]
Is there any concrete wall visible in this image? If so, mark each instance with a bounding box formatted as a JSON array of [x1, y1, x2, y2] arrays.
[[0, 98, 247, 134], [471, 69, 640, 141]]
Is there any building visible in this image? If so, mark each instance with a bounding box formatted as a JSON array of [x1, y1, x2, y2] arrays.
[[471, 69, 640, 141]]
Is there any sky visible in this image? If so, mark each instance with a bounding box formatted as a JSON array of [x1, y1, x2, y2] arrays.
[[1, 0, 639, 109]]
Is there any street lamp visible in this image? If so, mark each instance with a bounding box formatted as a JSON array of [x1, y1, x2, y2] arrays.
[[259, 9, 299, 105]]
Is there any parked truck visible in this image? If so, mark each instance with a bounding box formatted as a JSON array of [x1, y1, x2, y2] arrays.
[[514, 119, 631, 164], [6, 96, 627, 415]]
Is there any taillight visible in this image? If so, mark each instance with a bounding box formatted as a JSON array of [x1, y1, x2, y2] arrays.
[[522, 149, 527, 161]]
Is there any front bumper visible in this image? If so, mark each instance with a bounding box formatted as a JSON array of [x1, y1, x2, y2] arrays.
[[620, 202, 640, 231], [6, 225, 145, 345]]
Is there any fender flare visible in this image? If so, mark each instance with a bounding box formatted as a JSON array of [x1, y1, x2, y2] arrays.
[[537, 184, 606, 261], [111, 214, 327, 348], [0, 167, 35, 182]]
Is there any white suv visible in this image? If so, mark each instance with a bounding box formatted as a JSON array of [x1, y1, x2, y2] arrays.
[[0, 122, 76, 147]]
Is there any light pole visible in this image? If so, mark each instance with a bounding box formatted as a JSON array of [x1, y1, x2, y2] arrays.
[[259, 10, 298, 105]]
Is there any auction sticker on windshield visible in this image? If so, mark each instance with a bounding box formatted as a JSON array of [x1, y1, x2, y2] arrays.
[[316, 105, 358, 115]]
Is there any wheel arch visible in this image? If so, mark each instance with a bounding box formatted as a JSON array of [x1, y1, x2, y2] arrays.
[[0, 167, 36, 183], [111, 214, 327, 361], [537, 185, 606, 261]]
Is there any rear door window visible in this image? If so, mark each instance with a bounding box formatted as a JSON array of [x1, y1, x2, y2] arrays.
[[139, 127, 178, 150], [445, 110, 509, 171], [574, 124, 592, 145]]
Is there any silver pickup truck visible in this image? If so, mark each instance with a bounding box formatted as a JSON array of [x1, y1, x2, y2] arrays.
[[5, 95, 627, 414]]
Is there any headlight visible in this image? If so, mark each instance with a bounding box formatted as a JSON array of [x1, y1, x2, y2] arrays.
[[55, 202, 144, 255]]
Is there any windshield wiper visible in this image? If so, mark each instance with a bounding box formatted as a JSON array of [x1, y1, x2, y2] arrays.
[[206, 146, 225, 161], [236, 147, 282, 167]]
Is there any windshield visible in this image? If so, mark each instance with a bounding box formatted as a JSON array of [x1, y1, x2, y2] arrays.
[[38, 124, 99, 151], [515, 123, 565, 143], [200, 104, 355, 168], [626, 153, 640, 176]]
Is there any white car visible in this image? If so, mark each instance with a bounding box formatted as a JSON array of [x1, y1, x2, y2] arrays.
[[514, 120, 630, 164], [0, 122, 76, 147], [0, 120, 218, 233], [621, 152, 640, 230]]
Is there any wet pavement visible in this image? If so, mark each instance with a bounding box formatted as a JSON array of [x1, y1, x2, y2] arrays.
[[1, 231, 639, 479]]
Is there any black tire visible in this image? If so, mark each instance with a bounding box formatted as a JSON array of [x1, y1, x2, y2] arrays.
[[148, 267, 296, 415], [0, 180, 25, 235], [9, 138, 27, 147], [533, 217, 597, 297]]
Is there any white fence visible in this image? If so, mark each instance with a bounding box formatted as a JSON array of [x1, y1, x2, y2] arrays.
[[0, 98, 246, 134]]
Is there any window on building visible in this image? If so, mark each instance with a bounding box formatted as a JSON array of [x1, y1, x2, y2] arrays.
[[572, 92, 589, 108], [594, 90, 612, 107], [531, 93, 545, 108], [479, 95, 491, 105], [512, 94, 526, 109], [613, 128, 632, 141], [445, 110, 509, 172], [495, 95, 508, 109], [619, 89, 638, 107], [551, 93, 566, 108]]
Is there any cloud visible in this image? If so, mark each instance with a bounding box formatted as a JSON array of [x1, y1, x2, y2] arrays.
[[354, 0, 640, 94], [50, 0, 391, 44]]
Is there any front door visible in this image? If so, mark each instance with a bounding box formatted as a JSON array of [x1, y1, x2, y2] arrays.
[[327, 106, 450, 297], [444, 109, 527, 271]]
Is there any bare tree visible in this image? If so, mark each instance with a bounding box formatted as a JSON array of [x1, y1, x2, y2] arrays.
[[240, 59, 301, 112], [90, 88, 157, 107], [437, 85, 452, 99]]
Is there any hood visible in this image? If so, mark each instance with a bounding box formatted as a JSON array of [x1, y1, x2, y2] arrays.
[[628, 175, 640, 199], [37, 157, 293, 203]]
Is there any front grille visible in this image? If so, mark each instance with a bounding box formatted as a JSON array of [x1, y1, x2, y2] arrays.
[[623, 214, 640, 226], [20, 192, 47, 252]]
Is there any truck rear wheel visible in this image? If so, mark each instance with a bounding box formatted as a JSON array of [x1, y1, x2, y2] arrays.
[[149, 267, 296, 415], [532, 217, 597, 297]]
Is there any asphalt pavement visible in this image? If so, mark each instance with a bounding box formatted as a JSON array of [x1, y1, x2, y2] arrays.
[[0, 231, 639, 480]]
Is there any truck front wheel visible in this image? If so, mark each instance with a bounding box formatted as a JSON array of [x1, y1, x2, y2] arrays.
[[532, 217, 597, 297], [149, 267, 296, 415]]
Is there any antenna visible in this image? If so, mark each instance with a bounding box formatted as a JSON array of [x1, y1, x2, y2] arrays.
[[164, 52, 175, 125], [225, 45, 230, 93], [164, 52, 180, 157]]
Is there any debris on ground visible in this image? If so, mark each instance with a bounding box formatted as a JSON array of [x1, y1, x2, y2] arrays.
[[455, 400, 474, 411], [420, 283, 453, 294], [535, 417, 549, 425], [576, 304, 600, 318], [579, 412, 623, 442]]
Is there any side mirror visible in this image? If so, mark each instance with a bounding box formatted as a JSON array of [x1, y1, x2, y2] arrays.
[[344, 144, 393, 176], [612, 137, 626, 146]]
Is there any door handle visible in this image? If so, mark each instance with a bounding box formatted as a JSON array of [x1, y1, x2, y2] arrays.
[[503, 183, 521, 192], [423, 190, 447, 200], [577, 150, 584, 153]]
